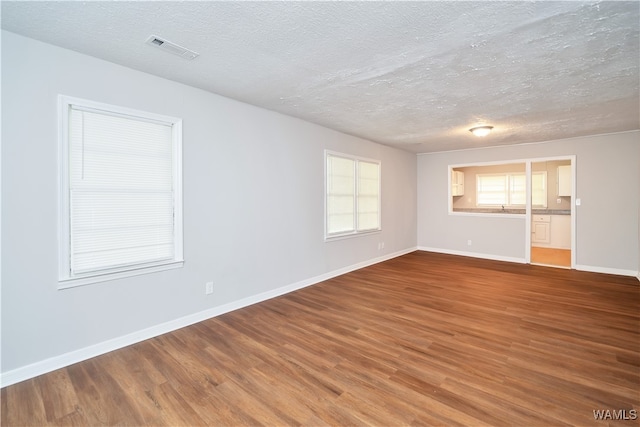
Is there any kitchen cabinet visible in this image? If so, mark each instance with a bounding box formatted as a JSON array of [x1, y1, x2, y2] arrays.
[[451, 170, 464, 196], [532, 215, 550, 244], [557, 165, 571, 196], [532, 214, 571, 248]]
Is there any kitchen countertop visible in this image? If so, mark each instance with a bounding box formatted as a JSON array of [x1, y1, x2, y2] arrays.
[[453, 208, 571, 215], [532, 209, 571, 215]]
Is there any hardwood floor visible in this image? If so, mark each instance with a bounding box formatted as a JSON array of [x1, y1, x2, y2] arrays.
[[2, 251, 639, 426], [531, 246, 572, 268]]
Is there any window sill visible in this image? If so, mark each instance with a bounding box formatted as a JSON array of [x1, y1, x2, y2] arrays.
[[325, 229, 381, 242], [58, 260, 184, 290]]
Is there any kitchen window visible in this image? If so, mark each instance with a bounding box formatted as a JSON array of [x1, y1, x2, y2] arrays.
[[58, 96, 183, 288], [325, 151, 381, 239], [476, 172, 547, 207]]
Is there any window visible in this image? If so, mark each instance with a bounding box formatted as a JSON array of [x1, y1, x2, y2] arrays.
[[58, 96, 183, 288], [531, 172, 548, 207], [476, 172, 547, 207], [325, 151, 380, 239]]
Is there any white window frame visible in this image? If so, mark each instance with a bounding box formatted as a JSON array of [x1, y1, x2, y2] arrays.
[[58, 95, 183, 289], [324, 150, 381, 240]]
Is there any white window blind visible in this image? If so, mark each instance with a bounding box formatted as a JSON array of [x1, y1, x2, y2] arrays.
[[326, 155, 356, 234], [476, 172, 547, 207], [357, 161, 381, 231], [531, 172, 547, 207], [509, 174, 527, 206], [59, 96, 183, 287], [477, 174, 509, 205], [325, 152, 380, 238]]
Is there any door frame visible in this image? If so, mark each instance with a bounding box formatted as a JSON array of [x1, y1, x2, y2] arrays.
[[524, 155, 576, 268]]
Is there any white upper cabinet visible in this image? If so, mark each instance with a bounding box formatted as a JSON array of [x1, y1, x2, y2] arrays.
[[557, 165, 571, 196], [451, 170, 464, 196]]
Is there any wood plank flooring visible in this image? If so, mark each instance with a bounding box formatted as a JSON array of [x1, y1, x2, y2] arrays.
[[2, 251, 639, 426]]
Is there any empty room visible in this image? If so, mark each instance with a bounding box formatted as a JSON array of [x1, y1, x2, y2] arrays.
[[1, 1, 639, 426]]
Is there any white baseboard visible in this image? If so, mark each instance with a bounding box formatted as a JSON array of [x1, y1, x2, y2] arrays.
[[574, 264, 639, 278], [419, 247, 639, 279], [417, 246, 526, 264], [0, 247, 417, 388]]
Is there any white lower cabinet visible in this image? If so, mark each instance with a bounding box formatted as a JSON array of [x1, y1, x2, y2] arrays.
[[532, 214, 571, 248], [532, 215, 550, 244]]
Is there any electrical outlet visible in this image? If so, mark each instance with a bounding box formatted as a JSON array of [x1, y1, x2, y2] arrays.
[[205, 281, 214, 295], [467, 240, 472, 246], [556, 198, 562, 204]]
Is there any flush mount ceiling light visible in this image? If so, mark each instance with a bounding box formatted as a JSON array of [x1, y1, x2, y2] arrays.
[[469, 126, 494, 137], [145, 35, 199, 60]]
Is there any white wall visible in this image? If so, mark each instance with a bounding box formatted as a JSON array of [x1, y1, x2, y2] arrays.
[[0, 31, 417, 382], [418, 131, 639, 275]]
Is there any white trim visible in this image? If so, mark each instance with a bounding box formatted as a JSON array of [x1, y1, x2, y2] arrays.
[[172, 119, 184, 262], [525, 161, 532, 263], [417, 247, 526, 264], [0, 247, 417, 388], [418, 247, 638, 278], [60, 95, 181, 125], [574, 265, 639, 278], [527, 155, 576, 269], [570, 156, 577, 269], [448, 155, 575, 170], [416, 130, 639, 156], [58, 261, 184, 290], [58, 97, 71, 283], [323, 229, 381, 242]]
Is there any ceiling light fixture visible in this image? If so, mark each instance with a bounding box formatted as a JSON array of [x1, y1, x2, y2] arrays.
[[469, 126, 494, 137]]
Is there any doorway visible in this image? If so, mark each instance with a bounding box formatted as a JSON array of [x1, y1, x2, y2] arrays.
[[529, 158, 573, 268]]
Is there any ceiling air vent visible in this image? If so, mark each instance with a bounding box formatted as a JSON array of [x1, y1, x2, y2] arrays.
[[145, 35, 199, 60]]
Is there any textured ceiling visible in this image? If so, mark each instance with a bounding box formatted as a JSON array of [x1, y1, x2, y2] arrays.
[[2, 1, 639, 153]]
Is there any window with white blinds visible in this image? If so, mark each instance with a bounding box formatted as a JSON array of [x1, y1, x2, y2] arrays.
[[476, 174, 510, 206], [59, 96, 183, 287], [476, 172, 547, 207], [531, 172, 548, 207], [325, 152, 380, 239]]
